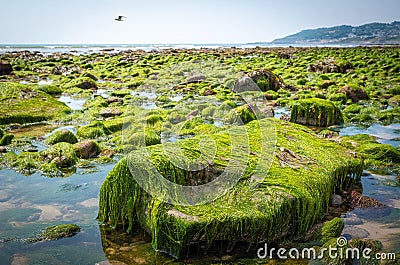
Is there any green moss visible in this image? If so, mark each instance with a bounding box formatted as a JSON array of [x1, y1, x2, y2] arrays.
[[104, 117, 124, 133], [321, 217, 344, 244], [0, 82, 71, 125], [98, 119, 363, 258], [44, 130, 78, 145], [110, 89, 131, 98], [76, 121, 111, 139], [37, 84, 62, 95], [0, 133, 14, 146], [290, 98, 343, 127], [356, 142, 400, 163], [40, 224, 80, 241], [40, 142, 78, 168], [226, 105, 256, 124]]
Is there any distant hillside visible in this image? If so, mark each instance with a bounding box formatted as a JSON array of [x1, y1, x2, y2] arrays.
[[271, 21, 400, 45]]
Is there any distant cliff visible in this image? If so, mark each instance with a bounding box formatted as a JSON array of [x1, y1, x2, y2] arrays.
[[271, 21, 400, 45]]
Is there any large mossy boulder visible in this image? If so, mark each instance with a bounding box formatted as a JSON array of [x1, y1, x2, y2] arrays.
[[98, 119, 363, 258], [0, 82, 71, 125], [321, 217, 344, 244], [290, 98, 343, 127], [44, 130, 78, 145]]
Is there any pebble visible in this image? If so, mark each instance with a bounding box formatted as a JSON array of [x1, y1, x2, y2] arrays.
[[330, 194, 344, 207]]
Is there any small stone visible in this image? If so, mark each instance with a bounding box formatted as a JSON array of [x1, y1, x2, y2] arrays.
[[221, 255, 232, 261], [330, 194, 344, 207], [342, 226, 370, 239], [105, 247, 116, 255], [0, 146, 6, 153]]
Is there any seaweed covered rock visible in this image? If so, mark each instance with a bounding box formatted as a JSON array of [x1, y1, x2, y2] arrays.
[[356, 142, 400, 163], [98, 119, 363, 258], [338, 86, 368, 103], [40, 142, 78, 168], [44, 130, 78, 145], [233, 69, 285, 92], [307, 58, 353, 74], [0, 82, 71, 125], [77, 121, 111, 139], [29, 224, 81, 242], [290, 98, 343, 127], [0, 133, 14, 146], [0, 61, 13, 75], [73, 139, 100, 159], [321, 217, 344, 244]]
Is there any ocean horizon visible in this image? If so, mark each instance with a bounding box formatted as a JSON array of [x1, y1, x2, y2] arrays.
[[0, 42, 360, 54]]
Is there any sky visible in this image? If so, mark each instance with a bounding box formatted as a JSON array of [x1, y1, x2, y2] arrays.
[[1, 0, 399, 44]]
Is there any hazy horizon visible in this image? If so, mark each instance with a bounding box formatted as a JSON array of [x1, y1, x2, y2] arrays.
[[1, 0, 399, 44]]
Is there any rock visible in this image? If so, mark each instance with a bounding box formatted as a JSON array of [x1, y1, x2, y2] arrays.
[[308, 58, 352, 74], [221, 255, 232, 261], [40, 142, 78, 168], [44, 130, 78, 145], [342, 226, 370, 239], [343, 213, 363, 225], [338, 86, 368, 103], [321, 217, 345, 244], [28, 224, 80, 242], [76, 121, 110, 139], [186, 74, 206, 83], [0, 146, 6, 153], [290, 98, 343, 127], [73, 139, 100, 159], [11, 253, 28, 265], [330, 194, 344, 207], [0, 133, 14, 146], [397, 173, 400, 183], [349, 190, 382, 208], [100, 108, 123, 118], [78, 80, 97, 90], [0, 61, 13, 75], [247, 69, 285, 92]]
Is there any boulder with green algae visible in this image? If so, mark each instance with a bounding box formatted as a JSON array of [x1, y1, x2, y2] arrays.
[[76, 121, 111, 139], [290, 98, 343, 127], [44, 129, 78, 145], [29, 224, 81, 242], [0, 133, 14, 146], [321, 217, 344, 244], [0, 82, 70, 125], [98, 119, 363, 258], [40, 142, 78, 168]]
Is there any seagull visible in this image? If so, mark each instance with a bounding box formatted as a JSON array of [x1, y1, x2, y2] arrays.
[[115, 15, 126, 22]]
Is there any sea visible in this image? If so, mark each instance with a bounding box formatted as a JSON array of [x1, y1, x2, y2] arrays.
[[0, 43, 353, 55]]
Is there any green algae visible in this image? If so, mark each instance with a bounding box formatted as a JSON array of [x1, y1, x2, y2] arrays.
[[77, 121, 111, 139], [98, 118, 363, 258], [0, 82, 71, 125], [28, 224, 81, 242], [321, 217, 344, 244], [290, 98, 343, 127], [44, 129, 78, 145], [0, 133, 14, 146], [40, 142, 78, 168]]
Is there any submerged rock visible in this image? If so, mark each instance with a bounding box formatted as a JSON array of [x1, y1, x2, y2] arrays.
[[98, 119, 363, 258], [321, 217, 344, 244], [290, 98, 343, 127], [29, 224, 80, 242], [44, 129, 78, 145]]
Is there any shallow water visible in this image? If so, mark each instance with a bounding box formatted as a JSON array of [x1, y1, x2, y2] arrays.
[[0, 163, 115, 265], [57, 95, 87, 111], [340, 123, 400, 147]]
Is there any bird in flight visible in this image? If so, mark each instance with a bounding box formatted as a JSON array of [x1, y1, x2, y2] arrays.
[[115, 15, 126, 21]]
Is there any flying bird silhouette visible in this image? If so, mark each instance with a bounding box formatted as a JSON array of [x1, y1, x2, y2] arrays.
[[115, 15, 126, 21]]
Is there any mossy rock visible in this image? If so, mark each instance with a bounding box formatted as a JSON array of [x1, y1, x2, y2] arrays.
[[226, 105, 256, 124], [44, 130, 78, 145], [321, 217, 344, 244], [77, 121, 111, 139], [98, 119, 363, 258], [32, 224, 81, 242], [37, 84, 62, 95], [103, 117, 124, 133], [40, 142, 78, 168], [290, 98, 343, 127], [356, 142, 400, 163], [0, 133, 14, 146], [73, 139, 100, 159], [0, 82, 71, 125], [63, 77, 97, 90]]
